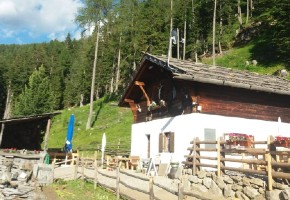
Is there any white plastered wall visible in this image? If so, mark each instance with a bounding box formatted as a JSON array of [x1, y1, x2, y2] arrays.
[[131, 113, 290, 166]]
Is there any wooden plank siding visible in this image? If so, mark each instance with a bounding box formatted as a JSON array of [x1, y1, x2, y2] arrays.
[[197, 82, 290, 123]]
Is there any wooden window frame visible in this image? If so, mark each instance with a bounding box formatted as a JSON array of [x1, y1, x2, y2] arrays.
[[159, 132, 174, 153]]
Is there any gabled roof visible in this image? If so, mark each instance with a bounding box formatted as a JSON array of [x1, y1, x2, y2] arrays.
[[120, 53, 290, 105], [151, 54, 290, 95]]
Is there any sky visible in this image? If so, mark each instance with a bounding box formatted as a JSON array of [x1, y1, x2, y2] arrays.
[[0, 0, 85, 45]]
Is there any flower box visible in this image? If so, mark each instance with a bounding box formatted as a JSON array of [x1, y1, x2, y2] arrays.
[[225, 133, 253, 147], [274, 136, 290, 148]]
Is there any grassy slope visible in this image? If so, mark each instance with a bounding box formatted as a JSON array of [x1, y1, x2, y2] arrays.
[[47, 97, 133, 150]]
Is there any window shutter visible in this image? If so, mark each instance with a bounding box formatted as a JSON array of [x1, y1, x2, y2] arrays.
[[159, 133, 163, 153], [169, 132, 175, 153]]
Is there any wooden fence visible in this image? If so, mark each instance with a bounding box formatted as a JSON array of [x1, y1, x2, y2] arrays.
[[183, 136, 290, 190], [51, 151, 212, 200]]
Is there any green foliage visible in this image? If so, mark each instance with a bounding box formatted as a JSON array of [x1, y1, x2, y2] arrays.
[[13, 65, 54, 117]]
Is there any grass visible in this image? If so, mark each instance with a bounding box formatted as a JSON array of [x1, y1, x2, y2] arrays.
[[47, 96, 133, 150], [51, 179, 117, 200], [202, 41, 289, 78]]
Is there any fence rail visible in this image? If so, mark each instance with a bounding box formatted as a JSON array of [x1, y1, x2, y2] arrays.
[[183, 136, 290, 191]]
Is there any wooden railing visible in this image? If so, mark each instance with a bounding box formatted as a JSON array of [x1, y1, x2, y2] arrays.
[[183, 136, 290, 190]]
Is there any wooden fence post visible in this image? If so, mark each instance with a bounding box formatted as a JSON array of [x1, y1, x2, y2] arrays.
[[267, 136, 273, 191], [196, 137, 200, 173], [217, 138, 221, 176], [51, 161, 55, 182], [220, 137, 226, 175], [116, 167, 120, 200], [178, 176, 184, 200], [192, 138, 197, 175], [149, 176, 154, 200], [94, 151, 98, 190], [74, 153, 79, 180], [82, 157, 85, 189]]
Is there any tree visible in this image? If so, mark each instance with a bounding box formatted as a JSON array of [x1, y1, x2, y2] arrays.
[[13, 65, 54, 117]]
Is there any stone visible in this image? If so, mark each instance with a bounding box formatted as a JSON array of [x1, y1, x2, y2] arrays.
[[197, 171, 207, 179], [252, 60, 258, 66], [281, 188, 290, 199], [213, 176, 226, 189], [243, 186, 259, 199], [232, 184, 243, 191], [265, 190, 282, 200], [191, 184, 208, 193], [188, 175, 199, 184], [224, 185, 235, 198], [228, 176, 242, 184], [175, 166, 183, 180], [242, 177, 251, 186], [273, 182, 288, 190], [236, 191, 250, 200], [209, 180, 222, 196], [258, 187, 265, 194], [187, 168, 193, 175], [250, 178, 264, 187], [203, 177, 212, 189]]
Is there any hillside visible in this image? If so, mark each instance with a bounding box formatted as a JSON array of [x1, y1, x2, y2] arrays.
[[47, 96, 133, 150]]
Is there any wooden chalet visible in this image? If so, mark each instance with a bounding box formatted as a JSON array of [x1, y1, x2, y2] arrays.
[[120, 53, 290, 123], [119, 53, 290, 164]]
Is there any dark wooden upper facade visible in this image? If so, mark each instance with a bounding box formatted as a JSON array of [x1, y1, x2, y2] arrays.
[[119, 53, 290, 123]]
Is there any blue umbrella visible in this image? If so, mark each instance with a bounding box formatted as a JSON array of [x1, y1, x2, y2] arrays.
[[65, 114, 75, 153]]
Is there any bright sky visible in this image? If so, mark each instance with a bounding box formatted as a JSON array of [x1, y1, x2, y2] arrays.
[[0, 0, 84, 45]]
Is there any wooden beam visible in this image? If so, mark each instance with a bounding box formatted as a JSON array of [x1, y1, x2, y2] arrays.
[[124, 99, 137, 122], [134, 81, 151, 106]]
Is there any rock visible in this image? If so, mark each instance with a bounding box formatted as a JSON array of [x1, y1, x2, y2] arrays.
[[203, 177, 212, 189], [242, 177, 251, 186], [224, 185, 235, 198], [243, 186, 259, 199], [236, 191, 250, 200], [192, 184, 208, 193], [186, 168, 193, 175], [281, 69, 288, 77], [188, 175, 199, 184], [175, 166, 183, 180], [223, 175, 234, 184], [265, 190, 282, 200], [209, 180, 222, 196], [232, 176, 242, 182], [281, 188, 290, 199], [232, 184, 243, 191], [213, 176, 226, 189], [252, 60, 258, 66], [273, 182, 288, 190], [250, 178, 264, 187], [258, 187, 265, 194], [197, 171, 207, 179]]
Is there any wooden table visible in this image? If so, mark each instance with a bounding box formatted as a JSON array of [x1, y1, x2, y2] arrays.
[[116, 157, 130, 169]]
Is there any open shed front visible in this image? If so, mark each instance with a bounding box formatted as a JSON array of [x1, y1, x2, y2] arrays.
[[131, 113, 290, 165]]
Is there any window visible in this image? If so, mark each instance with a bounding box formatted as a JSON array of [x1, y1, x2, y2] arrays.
[[159, 132, 174, 153], [204, 128, 216, 148]]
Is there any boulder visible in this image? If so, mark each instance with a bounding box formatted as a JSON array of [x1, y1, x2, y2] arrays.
[[243, 186, 259, 199], [203, 177, 212, 189], [236, 191, 250, 200], [209, 180, 223, 196], [250, 178, 264, 187], [224, 185, 235, 198], [281, 188, 290, 199], [265, 190, 282, 200]]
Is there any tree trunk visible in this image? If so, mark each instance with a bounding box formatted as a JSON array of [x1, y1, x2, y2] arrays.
[[80, 94, 84, 107], [167, 0, 173, 62], [212, 0, 217, 66], [218, 0, 223, 55], [246, 0, 249, 24], [183, 18, 187, 60], [238, 0, 243, 27], [115, 35, 121, 92], [0, 86, 12, 146], [86, 21, 100, 130]]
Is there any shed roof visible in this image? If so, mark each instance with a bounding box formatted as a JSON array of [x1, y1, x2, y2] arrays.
[[146, 53, 290, 95]]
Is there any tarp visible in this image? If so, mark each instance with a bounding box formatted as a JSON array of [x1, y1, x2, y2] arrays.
[[64, 114, 75, 153]]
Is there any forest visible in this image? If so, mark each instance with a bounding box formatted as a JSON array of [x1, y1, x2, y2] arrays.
[[0, 0, 289, 120]]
